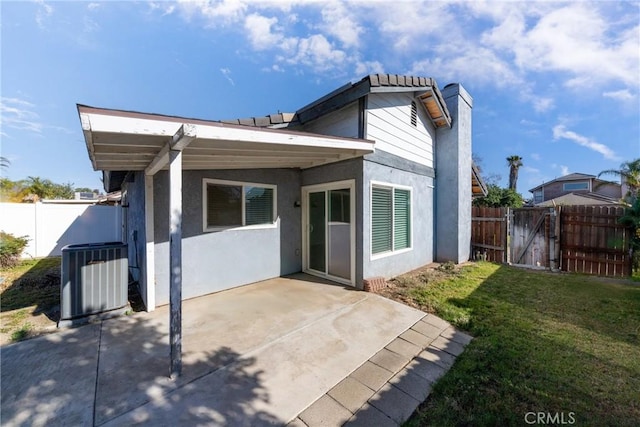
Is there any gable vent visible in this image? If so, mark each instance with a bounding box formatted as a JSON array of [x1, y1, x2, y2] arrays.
[[410, 101, 417, 126]]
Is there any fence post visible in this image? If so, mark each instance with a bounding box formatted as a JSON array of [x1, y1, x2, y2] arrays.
[[555, 206, 562, 271], [548, 207, 557, 270], [505, 207, 511, 264]]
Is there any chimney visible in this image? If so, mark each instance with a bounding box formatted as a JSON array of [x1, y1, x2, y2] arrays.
[[435, 83, 473, 263]]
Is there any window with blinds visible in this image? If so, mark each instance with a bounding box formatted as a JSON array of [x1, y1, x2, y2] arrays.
[[371, 184, 411, 255], [204, 179, 276, 230], [394, 189, 411, 250]]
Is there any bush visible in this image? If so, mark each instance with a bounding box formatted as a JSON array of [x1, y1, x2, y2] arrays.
[[0, 231, 29, 268]]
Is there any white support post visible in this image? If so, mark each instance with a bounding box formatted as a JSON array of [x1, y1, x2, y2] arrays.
[[169, 149, 183, 379], [144, 174, 156, 311]]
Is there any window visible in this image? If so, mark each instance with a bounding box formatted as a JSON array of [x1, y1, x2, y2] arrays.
[[371, 184, 411, 256], [410, 101, 417, 126], [203, 179, 276, 230], [563, 182, 588, 191], [533, 189, 543, 204]]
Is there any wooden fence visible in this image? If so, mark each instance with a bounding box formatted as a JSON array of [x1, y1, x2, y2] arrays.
[[560, 205, 631, 277], [471, 205, 632, 277]]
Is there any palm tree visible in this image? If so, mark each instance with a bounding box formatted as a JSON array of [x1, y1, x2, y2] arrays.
[[0, 156, 9, 170], [598, 158, 640, 202], [507, 155, 523, 191], [25, 176, 52, 200]]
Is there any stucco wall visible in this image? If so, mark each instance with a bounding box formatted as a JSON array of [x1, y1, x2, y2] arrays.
[[435, 83, 473, 263], [361, 159, 434, 281], [152, 168, 301, 306]]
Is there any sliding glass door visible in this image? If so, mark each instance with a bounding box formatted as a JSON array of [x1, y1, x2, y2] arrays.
[[303, 181, 355, 285]]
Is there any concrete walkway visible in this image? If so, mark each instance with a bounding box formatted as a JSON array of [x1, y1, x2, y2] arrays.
[[1, 275, 471, 426]]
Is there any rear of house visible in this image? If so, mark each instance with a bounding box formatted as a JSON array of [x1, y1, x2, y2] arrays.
[[79, 74, 473, 311], [530, 173, 622, 205]]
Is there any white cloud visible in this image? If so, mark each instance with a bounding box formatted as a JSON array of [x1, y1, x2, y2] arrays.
[[244, 13, 283, 50], [532, 97, 554, 113], [355, 60, 384, 76], [158, 0, 639, 110], [87, 3, 100, 10], [35, 0, 53, 29], [560, 165, 569, 176], [552, 124, 620, 161], [603, 89, 635, 101], [318, 1, 362, 48], [288, 34, 346, 72], [530, 153, 541, 161], [0, 97, 42, 133], [176, 0, 248, 26], [502, 4, 639, 89], [410, 45, 520, 88], [83, 17, 100, 33], [370, 2, 456, 51], [220, 68, 235, 85]]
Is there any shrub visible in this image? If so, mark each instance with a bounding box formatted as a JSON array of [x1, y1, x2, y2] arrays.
[[0, 231, 29, 268]]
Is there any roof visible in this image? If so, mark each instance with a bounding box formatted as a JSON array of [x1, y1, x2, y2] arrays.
[[529, 172, 597, 192], [220, 112, 296, 128], [223, 74, 453, 130], [471, 162, 488, 198], [535, 192, 623, 207], [297, 74, 451, 128]]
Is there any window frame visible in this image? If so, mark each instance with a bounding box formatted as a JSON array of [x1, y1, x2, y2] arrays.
[[202, 178, 277, 232], [562, 181, 589, 191], [370, 181, 413, 260]]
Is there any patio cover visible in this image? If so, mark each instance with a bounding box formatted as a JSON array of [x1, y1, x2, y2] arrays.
[[77, 105, 374, 173], [77, 104, 375, 377]]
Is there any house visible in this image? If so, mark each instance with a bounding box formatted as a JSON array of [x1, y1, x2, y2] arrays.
[[78, 74, 473, 311], [529, 173, 622, 206]]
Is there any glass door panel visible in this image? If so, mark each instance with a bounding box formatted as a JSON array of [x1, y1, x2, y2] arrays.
[[308, 191, 326, 272], [328, 189, 351, 279]]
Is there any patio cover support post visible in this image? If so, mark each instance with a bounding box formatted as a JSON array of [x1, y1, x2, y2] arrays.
[[169, 149, 183, 378], [144, 174, 155, 311]]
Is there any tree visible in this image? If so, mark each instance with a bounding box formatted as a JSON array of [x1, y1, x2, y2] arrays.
[[598, 158, 640, 202], [474, 184, 524, 208], [0, 157, 10, 170], [618, 197, 640, 272], [507, 155, 523, 191], [472, 153, 501, 185]]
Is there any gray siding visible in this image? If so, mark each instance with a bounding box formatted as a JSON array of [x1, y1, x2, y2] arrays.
[[152, 169, 301, 306], [300, 102, 359, 138], [362, 160, 434, 281], [366, 92, 436, 168]]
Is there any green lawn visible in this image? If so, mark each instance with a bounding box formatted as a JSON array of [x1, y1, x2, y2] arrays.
[[399, 262, 640, 426]]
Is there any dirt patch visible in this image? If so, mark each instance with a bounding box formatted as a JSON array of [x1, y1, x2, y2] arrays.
[[372, 261, 470, 311]]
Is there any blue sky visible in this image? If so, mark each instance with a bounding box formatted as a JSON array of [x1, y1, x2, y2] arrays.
[[1, 1, 639, 195]]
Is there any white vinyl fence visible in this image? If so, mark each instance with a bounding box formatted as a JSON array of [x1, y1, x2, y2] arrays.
[[1, 202, 122, 258]]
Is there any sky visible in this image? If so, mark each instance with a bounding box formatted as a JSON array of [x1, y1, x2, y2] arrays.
[[1, 0, 639, 196]]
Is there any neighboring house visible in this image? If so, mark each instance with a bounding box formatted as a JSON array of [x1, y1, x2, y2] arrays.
[[78, 74, 473, 311], [529, 173, 622, 206]]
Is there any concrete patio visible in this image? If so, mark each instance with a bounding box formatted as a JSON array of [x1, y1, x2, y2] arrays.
[[1, 274, 471, 426]]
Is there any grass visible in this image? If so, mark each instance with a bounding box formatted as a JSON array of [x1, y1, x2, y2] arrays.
[[0, 257, 61, 343], [1, 257, 61, 311], [381, 262, 640, 426]]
